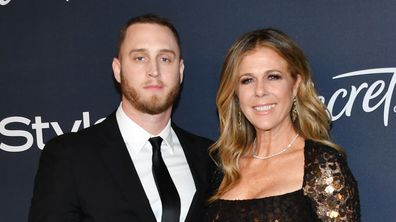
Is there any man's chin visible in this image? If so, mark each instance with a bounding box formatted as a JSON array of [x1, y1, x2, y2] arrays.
[[121, 85, 179, 115], [141, 103, 171, 115], [134, 98, 171, 115]]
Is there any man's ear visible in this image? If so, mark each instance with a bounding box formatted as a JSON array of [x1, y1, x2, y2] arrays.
[[112, 58, 121, 83], [179, 59, 184, 84]]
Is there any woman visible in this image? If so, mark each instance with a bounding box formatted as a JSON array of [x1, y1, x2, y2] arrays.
[[205, 29, 360, 221]]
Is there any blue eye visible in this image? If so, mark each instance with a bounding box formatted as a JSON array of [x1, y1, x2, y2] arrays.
[[241, 78, 253, 84]]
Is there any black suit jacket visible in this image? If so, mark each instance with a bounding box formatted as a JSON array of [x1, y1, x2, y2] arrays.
[[29, 113, 214, 222]]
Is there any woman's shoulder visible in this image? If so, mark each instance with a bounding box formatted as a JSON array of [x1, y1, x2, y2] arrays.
[[303, 139, 358, 201], [302, 140, 360, 221], [304, 139, 346, 166], [303, 139, 354, 198]]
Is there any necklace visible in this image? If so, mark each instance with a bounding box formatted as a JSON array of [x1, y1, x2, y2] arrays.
[[252, 133, 299, 160]]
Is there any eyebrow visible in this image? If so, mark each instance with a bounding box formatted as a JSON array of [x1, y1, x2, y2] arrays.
[[239, 69, 283, 76], [239, 73, 254, 77], [159, 49, 176, 56], [128, 48, 177, 56]]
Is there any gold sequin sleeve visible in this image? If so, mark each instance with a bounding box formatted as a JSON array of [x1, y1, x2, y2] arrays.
[[303, 142, 360, 221]]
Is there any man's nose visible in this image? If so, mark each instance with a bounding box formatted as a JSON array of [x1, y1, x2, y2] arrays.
[[147, 60, 160, 78]]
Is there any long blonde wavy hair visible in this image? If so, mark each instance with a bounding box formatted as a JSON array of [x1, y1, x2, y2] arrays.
[[209, 28, 342, 201]]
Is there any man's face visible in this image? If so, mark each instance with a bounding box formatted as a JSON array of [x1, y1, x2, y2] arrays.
[[112, 23, 184, 115]]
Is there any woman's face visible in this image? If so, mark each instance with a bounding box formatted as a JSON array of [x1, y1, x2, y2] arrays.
[[236, 46, 301, 133]]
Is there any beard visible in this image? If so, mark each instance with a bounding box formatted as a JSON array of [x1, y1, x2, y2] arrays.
[[120, 74, 180, 115]]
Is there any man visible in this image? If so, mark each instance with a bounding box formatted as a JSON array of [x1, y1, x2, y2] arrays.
[[29, 14, 214, 222]]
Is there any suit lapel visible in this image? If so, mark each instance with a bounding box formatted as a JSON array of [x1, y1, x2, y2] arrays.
[[98, 113, 156, 222], [173, 125, 211, 221]]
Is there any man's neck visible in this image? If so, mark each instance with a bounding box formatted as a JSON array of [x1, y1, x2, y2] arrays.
[[121, 102, 172, 135]]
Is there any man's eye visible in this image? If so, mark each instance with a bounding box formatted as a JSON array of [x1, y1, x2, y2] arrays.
[[135, 56, 145, 61], [161, 57, 171, 63]]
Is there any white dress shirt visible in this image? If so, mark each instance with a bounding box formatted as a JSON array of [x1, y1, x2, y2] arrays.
[[116, 105, 196, 222]]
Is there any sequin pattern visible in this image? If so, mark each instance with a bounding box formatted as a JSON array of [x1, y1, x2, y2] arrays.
[[204, 140, 360, 222], [303, 142, 360, 221]]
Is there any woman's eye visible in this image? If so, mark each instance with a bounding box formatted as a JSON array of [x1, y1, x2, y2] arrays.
[[241, 78, 253, 84], [268, 74, 281, 80]]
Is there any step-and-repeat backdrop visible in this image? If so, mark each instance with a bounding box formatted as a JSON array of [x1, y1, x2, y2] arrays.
[[1, 0, 395, 221]]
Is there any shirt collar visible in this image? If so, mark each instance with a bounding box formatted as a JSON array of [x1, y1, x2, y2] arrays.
[[116, 103, 175, 154]]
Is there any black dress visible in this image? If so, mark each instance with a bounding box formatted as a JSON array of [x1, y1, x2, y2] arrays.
[[205, 140, 360, 222]]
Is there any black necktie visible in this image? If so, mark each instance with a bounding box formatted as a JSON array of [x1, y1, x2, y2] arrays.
[[149, 137, 181, 222]]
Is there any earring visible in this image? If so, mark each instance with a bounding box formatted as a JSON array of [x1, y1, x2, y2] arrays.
[[238, 111, 242, 126], [292, 97, 298, 122]]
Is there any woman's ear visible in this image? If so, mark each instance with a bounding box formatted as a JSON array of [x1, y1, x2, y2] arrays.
[[293, 74, 302, 97]]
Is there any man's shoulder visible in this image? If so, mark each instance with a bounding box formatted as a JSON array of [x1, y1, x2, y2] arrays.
[[43, 113, 117, 152], [172, 123, 213, 145]]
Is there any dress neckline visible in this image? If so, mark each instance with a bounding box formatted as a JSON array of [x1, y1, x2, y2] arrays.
[[216, 140, 314, 202], [217, 189, 303, 202]]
